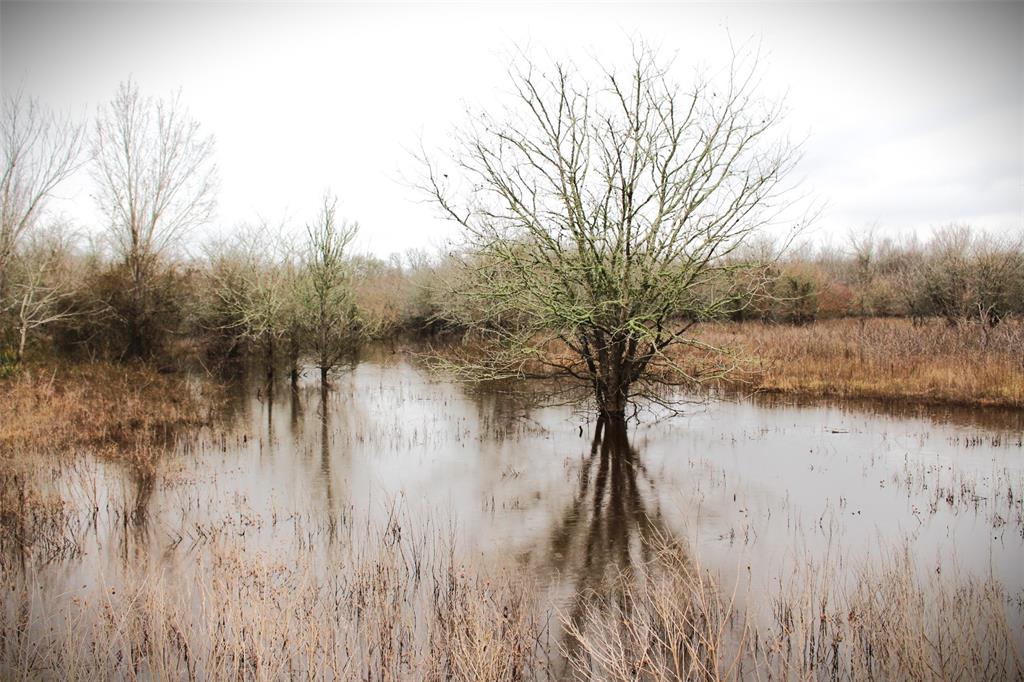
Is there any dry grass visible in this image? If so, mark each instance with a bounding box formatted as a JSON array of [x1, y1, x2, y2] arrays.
[[563, 536, 1023, 681], [3, 511, 1020, 681], [0, 362, 220, 566], [686, 317, 1024, 408], [0, 361, 219, 460], [1, 515, 545, 681], [436, 317, 1023, 409]]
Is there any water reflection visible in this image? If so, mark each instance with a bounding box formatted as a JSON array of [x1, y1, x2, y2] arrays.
[[7, 355, 1021, 665], [546, 417, 676, 656], [746, 390, 1024, 433], [319, 384, 338, 516], [289, 383, 303, 435]]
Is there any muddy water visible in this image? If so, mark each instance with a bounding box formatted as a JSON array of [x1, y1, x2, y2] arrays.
[[17, 354, 1024, 650]]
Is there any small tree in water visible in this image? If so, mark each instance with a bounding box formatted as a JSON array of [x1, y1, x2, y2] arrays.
[[421, 45, 805, 422], [300, 193, 360, 386]]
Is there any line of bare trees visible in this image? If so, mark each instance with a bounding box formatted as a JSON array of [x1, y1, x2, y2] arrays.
[[203, 195, 361, 386], [731, 225, 1024, 328], [0, 83, 363, 384], [3, 54, 1021, 413]]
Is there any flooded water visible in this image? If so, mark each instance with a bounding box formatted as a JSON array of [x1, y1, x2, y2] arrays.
[[9, 352, 1024, 669], [203, 357, 1022, 585]]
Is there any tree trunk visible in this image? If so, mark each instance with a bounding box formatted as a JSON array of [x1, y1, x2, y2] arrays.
[[600, 399, 627, 423], [319, 365, 328, 387], [597, 368, 630, 423], [16, 322, 28, 363], [127, 254, 146, 359], [265, 335, 275, 381]]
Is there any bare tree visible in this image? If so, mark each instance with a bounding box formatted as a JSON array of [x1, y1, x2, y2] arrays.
[[0, 92, 83, 309], [848, 226, 879, 326], [969, 229, 1023, 329], [8, 224, 79, 362], [92, 79, 217, 356], [300, 193, 360, 386], [420, 46, 804, 421]]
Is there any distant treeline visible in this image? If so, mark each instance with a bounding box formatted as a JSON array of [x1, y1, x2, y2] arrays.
[[3, 221, 1021, 371], [2, 84, 1022, 377], [729, 225, 1024, 326]]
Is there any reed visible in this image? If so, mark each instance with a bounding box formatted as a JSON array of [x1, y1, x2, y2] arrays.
[[3, 511, 1020, 681], [563, 536, 1023, 681], [1, 514, 545, 681]]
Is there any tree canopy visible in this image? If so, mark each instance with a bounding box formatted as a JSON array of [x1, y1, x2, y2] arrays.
[[422, 46, 806, 419]]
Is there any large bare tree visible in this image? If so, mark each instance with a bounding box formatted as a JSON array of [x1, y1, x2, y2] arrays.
[[92, 79, 217, 356], [0, 92, 83, 311], [421, 46, 804, 421]]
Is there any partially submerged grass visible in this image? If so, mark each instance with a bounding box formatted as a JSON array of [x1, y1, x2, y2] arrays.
[[2, 353, 1022, 679], [0, 361, 220, 460], [688, 317, 1024, 408], [3, 508, 1020, 681], [0, 362, 220, 566], [565, 535, 1023, 681], [2, 515, 545, 681]]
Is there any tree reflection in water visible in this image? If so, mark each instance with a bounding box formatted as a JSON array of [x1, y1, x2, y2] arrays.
[[544, 417, 682, 662], [318, 384, 337, 519]]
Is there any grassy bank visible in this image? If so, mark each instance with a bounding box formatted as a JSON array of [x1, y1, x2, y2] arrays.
[[0, 361, 220, 462], [689, 317, 1024, 408]]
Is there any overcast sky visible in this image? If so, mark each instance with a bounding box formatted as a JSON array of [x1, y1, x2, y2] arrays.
[[2, 1, 1022, 257]]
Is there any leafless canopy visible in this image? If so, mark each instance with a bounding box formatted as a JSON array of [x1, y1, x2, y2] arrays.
[[92, 79, 217, 356], [8, 224, 79, 361], [204, 222, 295, 373], [92, 79, 217, 281], [0, 92, 83, 301], [301, 193, 360, 384], [421, 45, 805, 419]]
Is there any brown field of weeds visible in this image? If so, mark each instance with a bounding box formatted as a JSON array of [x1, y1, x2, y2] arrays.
[[688, 317, 1024, 408], [0, 363, 222, 564], [0, 362, 220, 461]]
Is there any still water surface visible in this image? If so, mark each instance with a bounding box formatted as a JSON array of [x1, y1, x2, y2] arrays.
[[30, 353, 1024, 644]]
